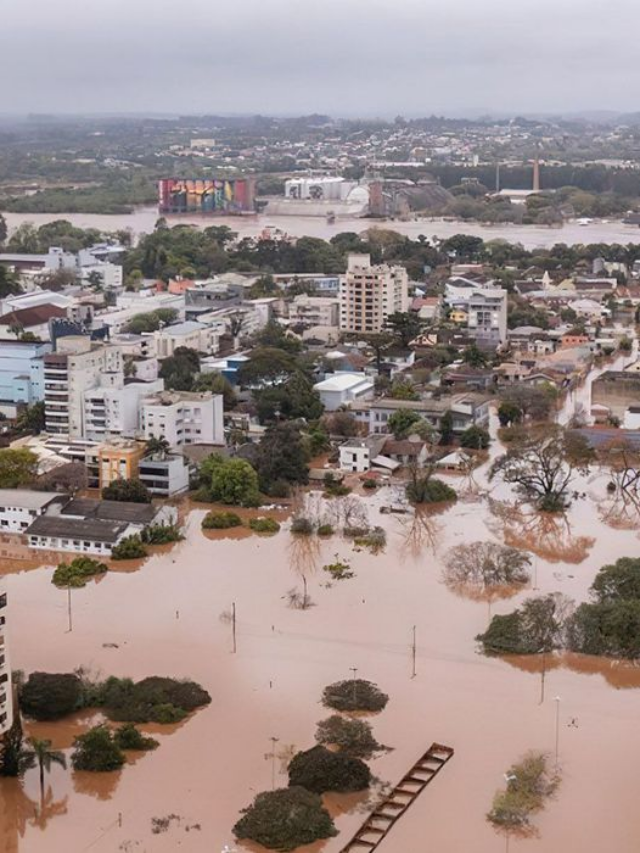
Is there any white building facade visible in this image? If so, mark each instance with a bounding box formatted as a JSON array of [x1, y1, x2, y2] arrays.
[[141, 391, 224, 448], [0, 579, 12, 736]]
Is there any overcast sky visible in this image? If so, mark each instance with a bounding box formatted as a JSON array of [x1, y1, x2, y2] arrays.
[[0, 0, 635, 117]]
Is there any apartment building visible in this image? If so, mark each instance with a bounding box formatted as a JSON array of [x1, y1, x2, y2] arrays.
[[141, 390, 224, 449], [83, 377, 164, 441], [288, 294, 340, 328], [85, 441, 147, 490], [339, 254, 409, 334], [0, 580, 11, 736], [138, 454, 190, 497], [466, 288, 508, 346], [44, 337, 123, 438], [153, 321, 221, 358]]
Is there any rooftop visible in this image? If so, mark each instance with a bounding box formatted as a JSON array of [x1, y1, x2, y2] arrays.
[[314, 372, 373, 392], [61, 498, 157, 525], [27, 514, 127, 544], [0, 490, 63, 510]]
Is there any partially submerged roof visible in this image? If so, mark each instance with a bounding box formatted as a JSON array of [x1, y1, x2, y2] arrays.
[[27, 514, 127, 543], [61, 498, 157, 525]]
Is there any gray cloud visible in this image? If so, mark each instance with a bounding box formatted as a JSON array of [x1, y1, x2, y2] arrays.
[[0, 0, 636, 115]]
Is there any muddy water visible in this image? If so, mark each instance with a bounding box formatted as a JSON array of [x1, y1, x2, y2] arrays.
[[2, 392, 640, 851], [6, 206, 640, 249]]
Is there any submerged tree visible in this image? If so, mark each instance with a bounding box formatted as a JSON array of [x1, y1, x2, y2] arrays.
[[233, 787, 337, 851], [476, 593, 573, 656], [443, 542, 531, 600], [490, 425, 593, 512]]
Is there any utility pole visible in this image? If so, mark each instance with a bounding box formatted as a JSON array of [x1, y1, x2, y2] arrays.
[[67, 587, 73, 633], [269, 736, 279, 790], [411, 626, 417, 679], [232, 602, 236, 654], [554, 696, 561, 773], [539, 648, 546, 705], [350, 667, 358, 705]]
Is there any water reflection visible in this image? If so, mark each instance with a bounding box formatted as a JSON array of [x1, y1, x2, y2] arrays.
[[0, 779, 67, 851], [502, 651, 640, 689], [487, 499, 594, 564], [73, 768, 122, 801], [397, 507, 443, 560]]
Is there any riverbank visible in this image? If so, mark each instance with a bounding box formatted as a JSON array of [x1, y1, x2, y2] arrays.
[[5, 207, 640, 248]]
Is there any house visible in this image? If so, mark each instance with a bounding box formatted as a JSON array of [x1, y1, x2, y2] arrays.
[[591, 371, 640, 420], [338, 436, 386, 473], [0, 490, 67, 533], [25, 497, 166, 556], [351, 394, 490, 435], [382, 436, 430, 467], [313, 372, 375, 411]]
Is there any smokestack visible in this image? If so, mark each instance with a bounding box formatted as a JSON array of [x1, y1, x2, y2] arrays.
[[533, 156, 541, 193]]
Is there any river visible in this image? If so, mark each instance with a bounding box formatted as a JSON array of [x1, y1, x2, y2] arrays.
[[5, 206, 640, 248], [1, 375, 640, 852]]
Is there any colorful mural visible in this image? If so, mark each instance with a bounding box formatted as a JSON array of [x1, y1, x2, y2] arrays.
[[158, 178, 255, 215]]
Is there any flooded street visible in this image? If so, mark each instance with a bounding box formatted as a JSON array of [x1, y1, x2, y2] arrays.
[[5, 206, 640, 248], [2, 414, 640, 853]]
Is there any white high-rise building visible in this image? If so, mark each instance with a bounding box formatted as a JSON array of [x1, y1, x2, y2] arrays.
[[44, 337, 123, 438], [141, 391, 224, 449], [339, 254, 409, 334], [0, 580, 12, 736]]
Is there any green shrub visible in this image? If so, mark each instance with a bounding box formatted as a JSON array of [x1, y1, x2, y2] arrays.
[[71, 725, 125, 772], [21, 672, 83, 720], [362, 479, 377, 490], [323, 559, 354, 580], [322, 678, 389, 713], [406, 476, 457, 504], [288, 745, 371, 793], [114, 723, 159, 751], [233, 787, 337, 851], [267, 480, 290, 498], [354, 526, 387, 552], [343, 525, 370, 538], [202, 511, 244, 529], [110, 535, 148, 560], [315, 715, 382, 759], [192, 485, 213, 503], [96, 675, 211, 723], [141, 522, 184, 544], [52, 557, 107, 588], [488, 752, 559, 831], [317, 523, 334, 536], [324, 483, 351, 497], [101, 478, 151, 503], [249, 517, 281, 534], [291, 517, 314, 535]]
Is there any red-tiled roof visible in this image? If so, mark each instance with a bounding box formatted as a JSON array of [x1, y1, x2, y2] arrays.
[[0, 304, 66, 327]]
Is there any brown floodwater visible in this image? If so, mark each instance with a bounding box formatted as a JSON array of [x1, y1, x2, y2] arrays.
[[2, 382, 640, 852]]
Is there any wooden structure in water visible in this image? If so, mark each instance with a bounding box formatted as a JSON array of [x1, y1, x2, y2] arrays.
[[339, 743, 454, 853]]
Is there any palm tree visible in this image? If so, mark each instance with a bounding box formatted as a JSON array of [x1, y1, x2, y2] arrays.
[[145, 435, 171, 459], [26, 738, 67, 800]]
